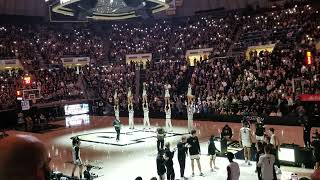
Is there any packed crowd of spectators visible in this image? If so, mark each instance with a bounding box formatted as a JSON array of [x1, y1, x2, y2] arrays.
[[83, 63, 136, 110], [0, 70, 24, 110], [35, 24, 106, 65], [0, 4, 319, 117], [109, 14, 238, 61], [0, 24, 106, 68], [32, 68, 84, 102], [190, 48, 319, 117], [232, 5, 319, 52], [0, 67, 85, 110]]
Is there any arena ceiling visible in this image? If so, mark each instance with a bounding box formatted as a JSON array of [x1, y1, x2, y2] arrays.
[[51, 0, 170, 20]]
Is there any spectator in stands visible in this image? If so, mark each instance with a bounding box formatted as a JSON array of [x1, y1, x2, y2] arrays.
[[0, 134, 51, 180]]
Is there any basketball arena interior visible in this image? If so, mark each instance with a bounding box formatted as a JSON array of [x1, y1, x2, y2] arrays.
[[0, 0, 320, 180]]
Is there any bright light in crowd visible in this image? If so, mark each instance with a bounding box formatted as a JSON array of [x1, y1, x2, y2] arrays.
[[306, 51, 312, 65], [23, 76, 31, 85]]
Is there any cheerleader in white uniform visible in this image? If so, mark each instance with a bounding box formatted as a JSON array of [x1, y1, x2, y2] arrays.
[[142, 82, 148, 104], [143, 102, 150, 129], [127, 87, 133, 105], [114, 104, 120, 121], [187, 83, 194, 105], [128, 103, 135, 129], [165, 104, 172, 132], [114, 89, 119, 105], [187, 103, 195, 132], [164, 84, 171, 106], [71, 137, 83, 179]]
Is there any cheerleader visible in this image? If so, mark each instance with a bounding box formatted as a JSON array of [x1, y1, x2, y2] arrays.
[[187, 83, 194, 105], [164, 84, 171, 106], [127, 87, 133, 105], [142, 82, 148, 104], [143, 102, 150, 129], [114, 104, 120, 121], [114, 89, 119, 105], [71, 137, 83, 179], [165, 104, 173, 132], [128, 103, 135, 129], [187, 103, 195, 132]]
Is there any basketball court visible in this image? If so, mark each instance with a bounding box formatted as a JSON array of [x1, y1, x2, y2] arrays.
[[4, 115, 316, 180]]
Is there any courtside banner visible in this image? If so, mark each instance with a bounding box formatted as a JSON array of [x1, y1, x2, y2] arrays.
[[299, 94, 320, 102]]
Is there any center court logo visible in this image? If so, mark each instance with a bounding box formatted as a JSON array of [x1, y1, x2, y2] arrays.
[[72, 130, 184, 146]]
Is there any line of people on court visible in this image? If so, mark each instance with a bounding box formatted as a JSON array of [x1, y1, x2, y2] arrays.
[[156, 129, 243, 180], [155, 120, 283, 180], [157, 130, 205, 180]]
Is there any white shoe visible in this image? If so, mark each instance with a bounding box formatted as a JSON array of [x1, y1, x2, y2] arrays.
[[214, 166, 219, 169]]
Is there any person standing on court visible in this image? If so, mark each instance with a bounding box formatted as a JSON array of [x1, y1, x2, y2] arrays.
[[257, 144, 276, 180], [187, 129, 204, 177], [239, 121, 253, 165], [208, 135, 220, 171], [164, 142, 175, 180], [269, 128, 281, 174], [156, 150, 166, 180], [157, 126, 166, 152], [227, 152, 240, 180], [113, 118, 121, 141], [71, 137, 83, 179], [221, 124, 233, 153], [256, 141, 265, 180], [311, 131, 320, 169], [177, 136, 188, 180], [303, 119, 312, 148], [255, 117, 265, 142]]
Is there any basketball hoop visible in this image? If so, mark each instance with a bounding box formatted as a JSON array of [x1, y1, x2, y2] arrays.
[[22, 89, 41, 103]]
